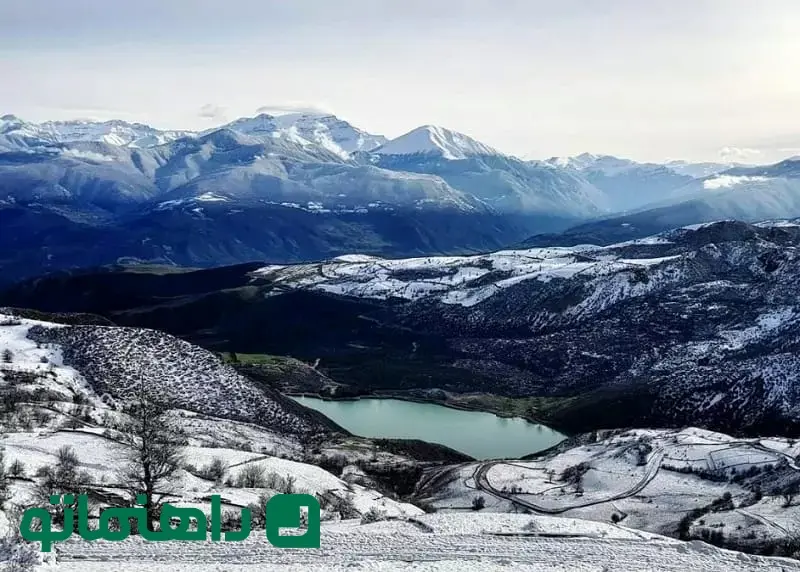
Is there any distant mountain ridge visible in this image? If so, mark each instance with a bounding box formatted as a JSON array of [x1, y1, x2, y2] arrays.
[[0, 113, 192, 150], [4, 109, 800, 287], [523, 158, 800, 247]]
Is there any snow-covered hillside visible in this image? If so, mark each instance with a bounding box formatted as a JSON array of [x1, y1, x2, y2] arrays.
[[3, 312, 800, 568], [50, 512, 799, 571], [666, 159, 742, 178], [0, 313, 326, 437], [249, 220, 800, 432], [424, 427, 800, 558], [544, 153, 695, 211], [373, 125, 502, 159], [0, 311, 439, 570], [255, 243, 682, 308]]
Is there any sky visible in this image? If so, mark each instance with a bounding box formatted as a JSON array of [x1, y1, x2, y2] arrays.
[[1, 0, 799, 164]]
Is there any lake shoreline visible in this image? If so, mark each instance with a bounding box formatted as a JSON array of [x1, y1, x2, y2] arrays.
[[288, 393, 567, 460], [285, 390, 564, 432]]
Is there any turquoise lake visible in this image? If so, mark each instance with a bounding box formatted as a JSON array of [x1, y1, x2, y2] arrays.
[[291, 396, 566, 460]]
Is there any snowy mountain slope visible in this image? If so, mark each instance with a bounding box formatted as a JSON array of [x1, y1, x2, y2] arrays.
[[546, 153, 637, 172], [369, 152, 608, 216], [523, 160, 800, 247], [373, 125, 502, 160], [0, 145, 160, 209], [8, 220, 800, 434], [425, 427, 800, 558], [215, 112, 388, 158], [253, 243, 681, 307], [2, 343, 799, 571], [244, 220, 800, 433], [3, 311, 800, 569], [0, 312, 441, 569], [0, 129, 484, 215], [665, 159, 743, 178], [0, 312, 330, 436], [0, 115, 190, 149], [152, 134, 484, 212], [547, 153, 739, 179], [38, 119, 191, 148], [545, 153, 695, 211]]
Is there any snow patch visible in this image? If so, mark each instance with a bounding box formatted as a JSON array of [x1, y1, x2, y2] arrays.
[[703, 175, 771, 190]]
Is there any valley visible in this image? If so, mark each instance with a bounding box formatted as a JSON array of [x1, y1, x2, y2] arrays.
[[2, 105, 800, 572], [5, 219, 800, 437], [3, 309, 800, 569], [5, 6, 800, 569]]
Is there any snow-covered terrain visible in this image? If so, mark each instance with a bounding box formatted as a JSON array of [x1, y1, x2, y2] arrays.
[[545, 153, 739, 179], [3, 313, 800, 568], [214, 112, 388, 158], [0, 311, 440, 569], [245, 219, 800, 433], [665, 160, 743, 178], [12, 318, 322, 437], [47, 513, 800, 571], [0, 115, 190, 149], [543, 153, 697, 211], [254, 243, 682, 308], [423, 427, 800, 559], [373, 125, 502, 160]]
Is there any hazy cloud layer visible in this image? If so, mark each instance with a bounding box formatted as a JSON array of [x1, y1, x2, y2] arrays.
[[255, 103, 332, 116], [1, 0, 799, 162], [197, 104, 228, 122]]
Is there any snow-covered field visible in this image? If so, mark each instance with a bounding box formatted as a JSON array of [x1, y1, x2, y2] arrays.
[[46, 513, 800, 571], [425, 427, 800, 549]]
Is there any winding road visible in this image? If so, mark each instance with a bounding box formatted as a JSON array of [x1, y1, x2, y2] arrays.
[[472, 448, 666, 514]]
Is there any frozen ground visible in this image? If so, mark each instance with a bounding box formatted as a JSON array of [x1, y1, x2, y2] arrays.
[[425, 428, 800, 546], [48, 513, 800, 571]]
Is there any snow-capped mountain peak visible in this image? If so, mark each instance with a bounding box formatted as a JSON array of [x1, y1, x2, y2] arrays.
[[0, 113, 24, 127], [374, 125, 502, 160], [213, 112, 388, 158]]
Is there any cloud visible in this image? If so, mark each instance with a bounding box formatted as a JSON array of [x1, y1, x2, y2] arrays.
[[717, 143, 800, 165], [197, 103, 227, 122], [255, 102, 332, 116], [717, 146, 762, 162]]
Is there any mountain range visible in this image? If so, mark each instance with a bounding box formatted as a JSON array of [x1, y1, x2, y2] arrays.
[[3, 110, 800, 286]]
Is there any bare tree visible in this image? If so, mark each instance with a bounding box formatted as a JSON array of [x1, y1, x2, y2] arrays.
[[777, 480, 800, 508], [32, 446, 91, 525], [235, 464, 266, 488], [116, 387, 185, 528], [0, 448, 10, 509]]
